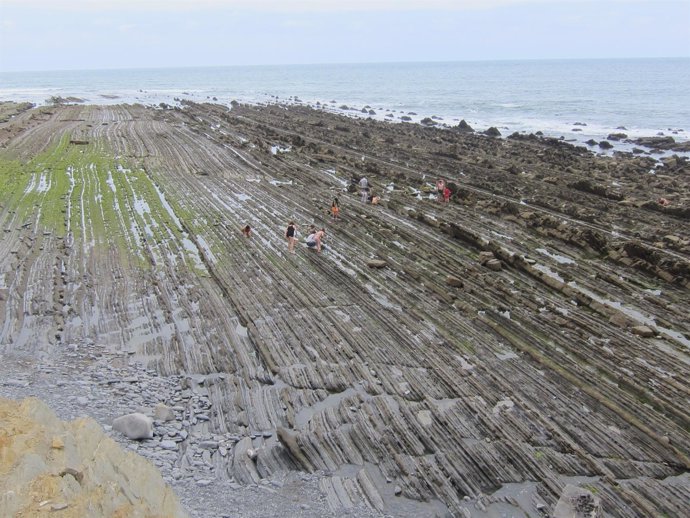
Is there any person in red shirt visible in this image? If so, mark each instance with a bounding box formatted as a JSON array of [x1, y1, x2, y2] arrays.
[[443, 186, 451, 203]]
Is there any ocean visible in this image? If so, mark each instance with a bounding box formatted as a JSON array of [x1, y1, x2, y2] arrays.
[[1, 58, 689, 152]]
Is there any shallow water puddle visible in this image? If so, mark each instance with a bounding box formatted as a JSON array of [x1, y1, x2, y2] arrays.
[[235, 322, 248, 338], [196, 235, 216, 263], [269, 179, 293, 186], [532, 263, 566, 283], [233, 192, 251, 202], [182, 237, 206, 271], [36, 172, 51, 193], [322, 168, 348, 186], [570, 282, 690, 349], [535, 247, 577, 264], [365, 283, 402, 312], [151, 181, 182, 230]]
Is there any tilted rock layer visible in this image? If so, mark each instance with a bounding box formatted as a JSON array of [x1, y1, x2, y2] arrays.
[[0, 100, 688, 516]]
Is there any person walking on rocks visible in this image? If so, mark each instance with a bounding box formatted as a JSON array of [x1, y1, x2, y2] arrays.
[[331, 196, 340, 220], [359, 176, 369, 203], [285, 221, 298, 254]]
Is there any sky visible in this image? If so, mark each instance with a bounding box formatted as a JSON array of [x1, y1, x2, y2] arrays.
[[0, 0, 689, 72]]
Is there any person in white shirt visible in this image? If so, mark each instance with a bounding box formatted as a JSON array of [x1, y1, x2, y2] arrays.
[[359, 177, 369, 203]]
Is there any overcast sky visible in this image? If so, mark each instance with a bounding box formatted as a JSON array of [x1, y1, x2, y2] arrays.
[[1, 0, 688, 72]]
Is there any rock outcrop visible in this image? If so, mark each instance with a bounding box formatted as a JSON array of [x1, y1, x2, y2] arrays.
[[0, 398, 187, 518]]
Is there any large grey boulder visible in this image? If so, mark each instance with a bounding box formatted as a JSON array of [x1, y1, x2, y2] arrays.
[[154, 403, 176, 422], [112, 413, 153, 440]]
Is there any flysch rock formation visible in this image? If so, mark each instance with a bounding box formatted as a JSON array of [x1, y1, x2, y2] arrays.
[[0, 100, 689, 517], [0, 397, 187, 517]]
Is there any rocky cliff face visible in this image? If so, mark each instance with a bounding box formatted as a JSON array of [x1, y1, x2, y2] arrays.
[[0, 101, 688, 517], [0, 397, 187, 517]]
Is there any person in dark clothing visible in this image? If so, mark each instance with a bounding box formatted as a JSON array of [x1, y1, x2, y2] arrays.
[[285, 221, 297, 254]]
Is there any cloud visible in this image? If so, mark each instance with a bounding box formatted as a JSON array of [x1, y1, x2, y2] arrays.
[[3, 0, 675, 13]]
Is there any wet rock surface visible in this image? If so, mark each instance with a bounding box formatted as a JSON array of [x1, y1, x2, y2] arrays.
[[0, 101, 689, 517]]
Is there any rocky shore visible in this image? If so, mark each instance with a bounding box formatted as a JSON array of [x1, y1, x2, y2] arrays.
[[0, 100, 688, 517]]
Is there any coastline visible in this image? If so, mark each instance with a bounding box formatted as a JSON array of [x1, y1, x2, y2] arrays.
[[0, 100, 689, 517], [1, 58, 689, 158]]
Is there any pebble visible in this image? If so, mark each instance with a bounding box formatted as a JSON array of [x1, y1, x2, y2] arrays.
[[5, 379, 30, 387]]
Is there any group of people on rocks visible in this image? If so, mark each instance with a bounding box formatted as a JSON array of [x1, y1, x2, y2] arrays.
[[285, 222, 327, 253], [240, 175, 453, 255], [242, 221, 328, 253], [436, 178, 452, 203]]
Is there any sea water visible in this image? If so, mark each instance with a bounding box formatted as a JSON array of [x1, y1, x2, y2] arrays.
[[1, 58, 689, 150]]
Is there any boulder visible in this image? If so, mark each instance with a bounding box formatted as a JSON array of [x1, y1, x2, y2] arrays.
[[632, 325, 655, 338], [630, 136, 675, 149], [606, 133, 627, 141], [598, 141, 613, 149], [456, 120, 474, 133], [112, 413, 153, 440], [446, 275, 464, 288], [608, 312, 633, 328], [154, 403, 176, 422], [367, 259, 388, 269], [485, 259, 503, 271], [483, 127, 501, 137], [478, 251, 495, 265]]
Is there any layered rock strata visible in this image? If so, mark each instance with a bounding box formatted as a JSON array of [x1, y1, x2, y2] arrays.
[[0, 101, 688, 517]]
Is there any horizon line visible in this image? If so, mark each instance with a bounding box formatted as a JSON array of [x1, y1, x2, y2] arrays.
[[2, 55, 689, 75]]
